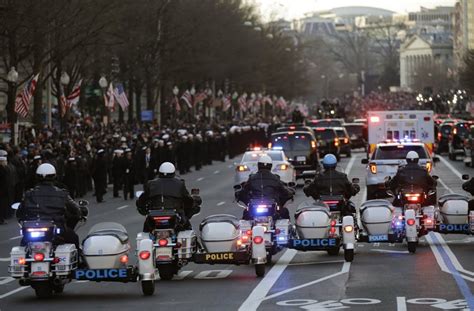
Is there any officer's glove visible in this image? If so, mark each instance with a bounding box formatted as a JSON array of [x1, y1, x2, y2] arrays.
[[137, 206, 148, 216], [353, 184, 361, 194]]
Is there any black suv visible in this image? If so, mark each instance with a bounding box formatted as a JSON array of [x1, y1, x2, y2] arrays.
[[269, 131, 319, 178], [334, 127, 351, 157], [306, 119, 344, 128], [448, 121, 470, 160], [436, 121, 454, 154], [311, 127, 341, 160], [343, 123, 367, 150]]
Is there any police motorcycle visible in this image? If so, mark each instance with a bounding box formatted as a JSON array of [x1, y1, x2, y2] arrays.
[[289, 178, 357, 262], [435, 174, 474, 235], [234, 186, 292, 264], [136, 189, 267, 295], [9, 201, 136, 298], [377, 177, 437, 253]]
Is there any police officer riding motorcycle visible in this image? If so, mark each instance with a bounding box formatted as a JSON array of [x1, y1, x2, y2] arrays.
[[235, 155, 294, 220], [16, 163, 87, 251], [386, 151, 437, 207], [136, 162, 201, 232], [303, 154, 360, 217]]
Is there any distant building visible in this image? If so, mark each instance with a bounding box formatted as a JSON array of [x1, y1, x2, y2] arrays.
[[408, 6, 454, 28], [453, 0, 474, 71], [400, 34, 453, 89]]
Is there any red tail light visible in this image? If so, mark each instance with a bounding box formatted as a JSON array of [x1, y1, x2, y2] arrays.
[[120, 255, 128, 264], [139, 251, 151, 260], [405, 194, 420, 202], [246, 230, 252, 236], [407, 219, 416, 226], [437, 132, 441, 141], [242, 235, 249, 243], [311, 141, 317, 149], [33, 253, 44, 262], [370, 116, 380, 123], [253, 236, 264, 244], [158, 239, 168, 247], [330, 220, 337, 227], [52, 257, 60, 264], [18, 257, 26, 265]]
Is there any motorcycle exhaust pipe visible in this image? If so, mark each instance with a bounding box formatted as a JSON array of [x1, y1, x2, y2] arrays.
[[53, 278, 64, 286]]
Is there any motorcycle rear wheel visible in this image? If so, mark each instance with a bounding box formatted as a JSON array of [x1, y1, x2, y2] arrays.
[[255, 264, 265, 277], [33, 282, 53, 299], [53, 284, 64, 294], [327, 247, 340, 256], [408, 241, 417, 253], [158, 264, 176, 280], [141, 280, 155, 296]]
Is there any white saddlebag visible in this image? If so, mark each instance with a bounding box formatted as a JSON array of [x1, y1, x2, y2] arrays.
[[360, 200, 394, 235], [82, 222, 130, 269], [439, 194, 469, 224], [200, 214, 240, 253], [294, 201, 330, 239]]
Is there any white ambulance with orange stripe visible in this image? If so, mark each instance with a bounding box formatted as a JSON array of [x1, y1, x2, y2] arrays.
[[367, 110, 434, 156]]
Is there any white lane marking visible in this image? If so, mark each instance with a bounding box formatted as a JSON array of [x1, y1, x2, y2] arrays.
[[197, 177, 205, 181], [0, 277, 14, 285], [0, 258, 10, 262], [9, 236, 22, 241], [217, 201, 226, 206], [288, 260, 344, 266], [116, 205, 128, 210], [344, 155, 357, 175], [371, 249, 409, 254], [0, 286, 29, 299], [438, 178, 454, 194], [260, 262, 351, 301], [238, 249, 297, 311], [439, 156, 463, 179], [432, 232, 474, 277], [213, 170, 220, 174], [397, 297, 407, 311], [426, 233, 474, 282], [228, 165, 233, 168]]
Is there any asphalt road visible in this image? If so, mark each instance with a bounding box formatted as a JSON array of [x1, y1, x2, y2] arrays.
[[1, 151, 474, 311]]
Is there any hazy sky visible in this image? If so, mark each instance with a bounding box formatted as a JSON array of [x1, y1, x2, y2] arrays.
[[254, 0, 456, 20]]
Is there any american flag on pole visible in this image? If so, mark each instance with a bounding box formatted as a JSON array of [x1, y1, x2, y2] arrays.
[[66, 79, 82, 107], [113, 83, 130, 111], [106, 83, 115, 111], [180, 90, 193, 108], [172, 96, 181, 112], [60, 86, 68, 117], [14, 74, 39, 118], [276, 97, 287, 109], [222, 95, 232, 112], [238, 95, 247, 112], [263, 96, 273, 106], [194, 91, 208, 104]]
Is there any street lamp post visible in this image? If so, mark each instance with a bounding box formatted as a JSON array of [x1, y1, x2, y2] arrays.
[[6, 67, 19, 145], [99, 76, 108, 123]]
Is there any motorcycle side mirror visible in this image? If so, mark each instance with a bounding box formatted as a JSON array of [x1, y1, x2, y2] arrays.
[[352, 178, 360, 184], [386, 190, 394, 197], [288, 182, 296, 188], [462, 174, 470, 180], [384, 176, 392, 182], [361, 158, 369, 164], [191, 188, 200, 195], [428, 189, 436, 196], [78, 200, 89, 206], [11, 202, 20, 210], [304, 179, 312, 185], [233, 185, 242, 191], [136, 190, 144, 198], [432, 175, 439, 180], [433, 156, 440, 163]]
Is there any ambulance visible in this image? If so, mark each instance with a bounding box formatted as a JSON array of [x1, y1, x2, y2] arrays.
[[367, 111, 435, 156]]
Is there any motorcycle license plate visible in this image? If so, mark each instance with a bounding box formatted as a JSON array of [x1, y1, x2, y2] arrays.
[[156, 247, 173, 260], [31, 262, 49, 278], [368, 234, 388, 242]]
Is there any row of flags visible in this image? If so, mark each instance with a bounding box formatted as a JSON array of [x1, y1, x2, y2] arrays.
[[13, 75, 131, 118], [173, 89, 288, 112]]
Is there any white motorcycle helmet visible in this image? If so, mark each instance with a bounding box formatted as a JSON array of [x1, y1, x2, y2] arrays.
[[159, 162, 176, 177], [258, 154, 273, 170], [36, 163, 56, 180], [406, 151, 419, 164]]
